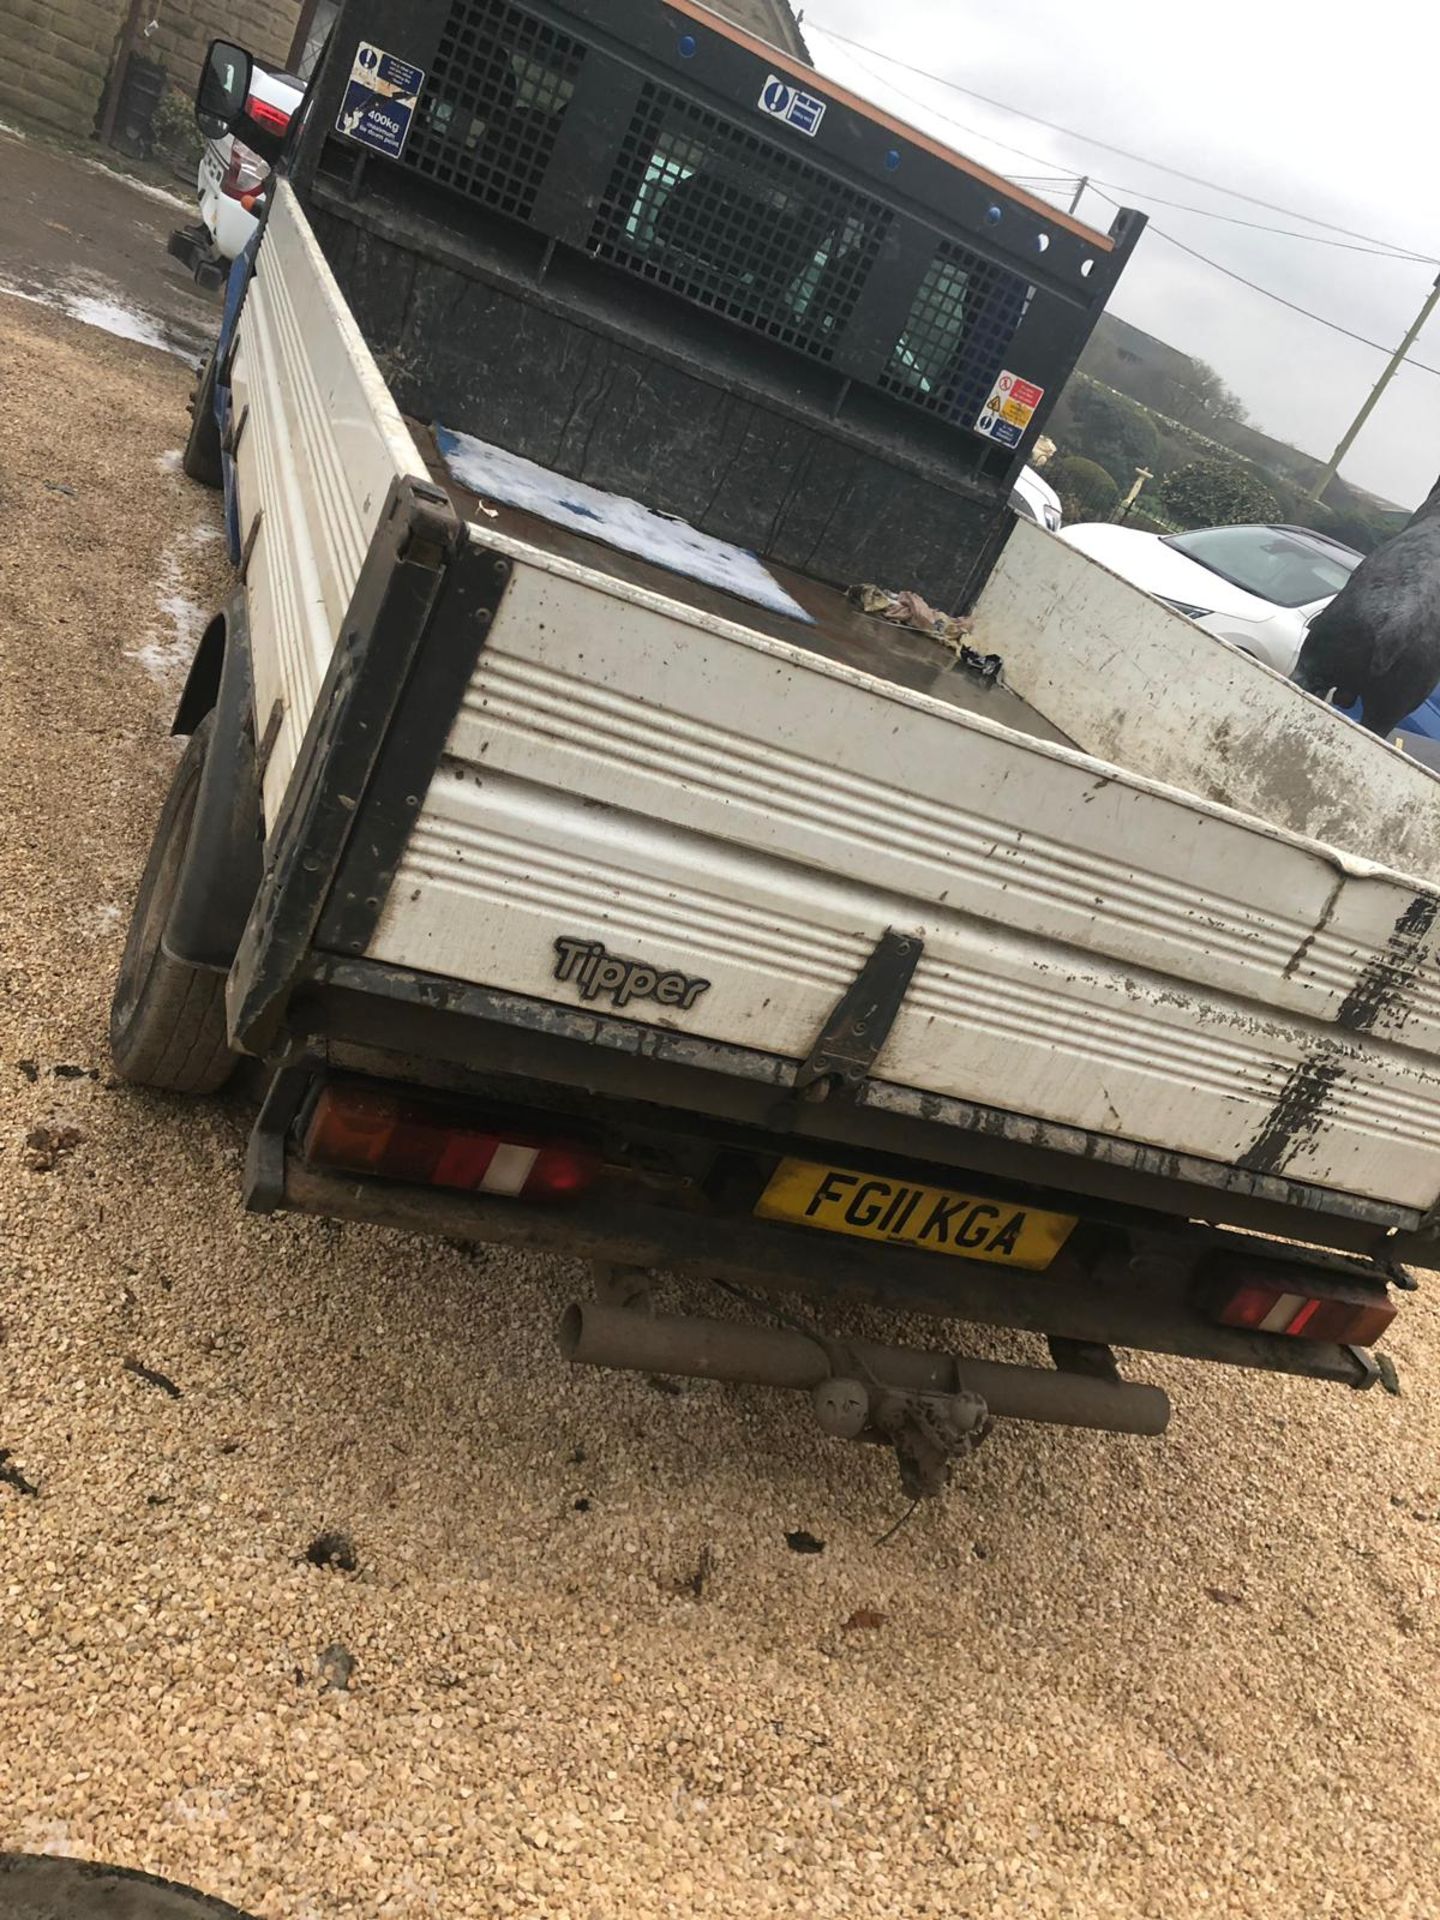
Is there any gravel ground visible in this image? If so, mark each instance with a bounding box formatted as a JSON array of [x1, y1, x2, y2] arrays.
[[2, 290, 1440, 1920]]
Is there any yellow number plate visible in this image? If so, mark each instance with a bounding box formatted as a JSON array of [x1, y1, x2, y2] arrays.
[[755, 1158, 1077, 1271]]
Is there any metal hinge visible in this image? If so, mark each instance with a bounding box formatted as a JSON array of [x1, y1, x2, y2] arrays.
[[794, 927, 924, 1098], [256, 697, 286, 784], [223, 401, 250, 459], [239, 508, 265, 581]]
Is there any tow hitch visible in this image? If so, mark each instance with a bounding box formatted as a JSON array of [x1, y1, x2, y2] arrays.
[[168, 222, 229, 292], [812, 1374, 992, 1499], [559, 1285, 1170, 1500]]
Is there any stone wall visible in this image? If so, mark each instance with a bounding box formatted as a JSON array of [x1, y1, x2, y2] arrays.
[[0, 0, 807, 147], [143, 0, 302, 100], [0, 0, 303, 143], [0, 0, 127, 139]]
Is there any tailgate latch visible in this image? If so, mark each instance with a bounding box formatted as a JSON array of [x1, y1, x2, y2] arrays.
[[793, 926, 924, 1100]]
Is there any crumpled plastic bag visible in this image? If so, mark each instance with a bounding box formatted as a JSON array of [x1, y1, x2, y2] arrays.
[[848, 583, 1003, 682]]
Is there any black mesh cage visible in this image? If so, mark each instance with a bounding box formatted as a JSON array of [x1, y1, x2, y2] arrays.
[[402, 0, 585, 222], [589, 83, 893, 366], [375, 0, 1077, 433], [303, 0, 1142, 599], [880, 241, 1033, 427]]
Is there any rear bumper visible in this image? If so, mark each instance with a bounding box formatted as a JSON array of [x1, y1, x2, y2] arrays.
[[199, 186, 259, 264], [295, 956, 1430, 1259], [250, 1083, 1384, 1400]]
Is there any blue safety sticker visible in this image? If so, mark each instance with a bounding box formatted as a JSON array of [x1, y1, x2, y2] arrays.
[[757, 73, 827, 137], [337, 42, 425, 160]]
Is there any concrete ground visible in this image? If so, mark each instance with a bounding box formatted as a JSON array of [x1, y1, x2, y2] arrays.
[[0, 119, 218, 360], [1, 121, 1439, 1920]]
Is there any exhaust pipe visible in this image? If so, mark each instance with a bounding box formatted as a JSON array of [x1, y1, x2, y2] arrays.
[[558, 1303, 1170, 1437]]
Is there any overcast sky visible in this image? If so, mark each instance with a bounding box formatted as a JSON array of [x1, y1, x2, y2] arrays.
[[802, 0, 1440, 509]]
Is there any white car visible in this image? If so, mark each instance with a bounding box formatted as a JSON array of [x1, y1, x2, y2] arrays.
[[1010, 463, 1062, 532], [171, 64, 305, 286], [199, 64, 306, 261], [1059, 521, 1362, 676]]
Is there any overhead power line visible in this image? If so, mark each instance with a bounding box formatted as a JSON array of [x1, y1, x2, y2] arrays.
[[1084, 187, 1440, 378], [1086, 180, 1437, 262], [818, 31, 1440, 382], [833, 39, 1091, 197], [827, 30, 1436, 263], [806, 17, 1437, 263]]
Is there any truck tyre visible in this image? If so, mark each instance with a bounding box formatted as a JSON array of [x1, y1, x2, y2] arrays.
[[111, 715, 238, 1094], [182, 350, 223, 488], [0, 1852, 257, 1916]]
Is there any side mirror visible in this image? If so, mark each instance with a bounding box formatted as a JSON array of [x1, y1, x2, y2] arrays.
[[196, 40, 253, 134], [196, 38, 289, 163]]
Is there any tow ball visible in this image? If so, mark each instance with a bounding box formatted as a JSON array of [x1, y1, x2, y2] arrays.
[[560, 1271, 1169, 1500]]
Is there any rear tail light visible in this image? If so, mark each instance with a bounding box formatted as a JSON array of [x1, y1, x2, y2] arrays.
[[1214, 1276, 1396, 1348], [220, 140, 270, 201], [303, 1087, 602, 1202], [245, 95, 293, 138]]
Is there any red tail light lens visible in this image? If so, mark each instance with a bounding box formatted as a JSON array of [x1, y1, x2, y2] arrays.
[[303, 1088, 602, 1203], [220, 139, 270, 201], [245, 95, 293, 137], [1216, 1278, 1395, 1348]]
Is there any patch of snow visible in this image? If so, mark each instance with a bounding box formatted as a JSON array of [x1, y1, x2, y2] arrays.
[[128, 528, 214, 684], [85, 157, 193, 214], [13, 1819, 81, 1859], [94, 904, 123, 928], [435, 424, 815, 624], [0, 275, 189, 359], [164, 1787, 238, 1826], [65, 292, 173, 353], [157, 449, 185, 474], [0, 118, 25, 140]]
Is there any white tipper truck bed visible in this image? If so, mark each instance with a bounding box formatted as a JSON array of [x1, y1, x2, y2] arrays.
[[230, 187, 1440, 1217], [116, 10, 1436, 1497]]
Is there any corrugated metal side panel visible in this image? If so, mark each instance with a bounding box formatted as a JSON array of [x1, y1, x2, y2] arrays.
[[229, 182, 421, 821], [365, 545, 1440, 1211], [974, 518, 1440, 886]]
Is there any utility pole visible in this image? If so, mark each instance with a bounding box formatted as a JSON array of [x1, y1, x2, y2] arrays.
[[1068, 175, 1089, 217], [1306, 272, 1440, 503]]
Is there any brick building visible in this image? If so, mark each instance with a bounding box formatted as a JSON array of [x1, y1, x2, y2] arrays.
[[0, 0, 808, 145], [708, 0, 810, 58]]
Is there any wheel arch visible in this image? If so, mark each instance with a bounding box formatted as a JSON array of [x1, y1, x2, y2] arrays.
[[173, 608, 229, 738], [165, 591, 266, 972]]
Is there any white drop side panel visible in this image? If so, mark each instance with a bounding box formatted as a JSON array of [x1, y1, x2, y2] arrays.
[[227, 181, 423, 821], [366, 538, 1440, 1213], [972, 519, 1440, 883]]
